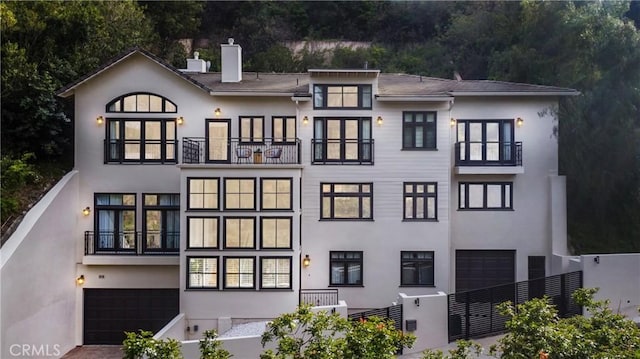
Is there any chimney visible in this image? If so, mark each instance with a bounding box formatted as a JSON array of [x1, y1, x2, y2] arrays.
[[221, 38, 242, 83], [186, 51, 207, 72]]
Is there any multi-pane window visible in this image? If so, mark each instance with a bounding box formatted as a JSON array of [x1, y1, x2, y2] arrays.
[[106, 119, 176, 163], [239, 116, 264, 143], [188, 178, 219, 210], [401, 251, 434, 286], [260, 217, 292, 249], [224, 257, 255, 289], [187, 217, 219, 249], [224, 217, 255, 249], [403, 112, 436, 149], [456, 120, 515, 164], [106, 92, 177, 113], [187, 257, 218, 289], [459, 182, 513, 210], [313, 85, 372, 109], [261, 178, 292, 210], [260, 257, 292, 289], [272, 116, 296, 143], [330, 251, 363, 286], [313, 118, 372, 164], [224, 178, 256, 210], [94, 193, 136, 252], [321, 183, 372, 220], [403, 183, 437, 220], [143, 194, 179, 253]]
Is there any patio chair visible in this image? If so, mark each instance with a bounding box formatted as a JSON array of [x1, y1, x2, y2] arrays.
[[265, 147, 283, 163], [236, 147, 251, 163]]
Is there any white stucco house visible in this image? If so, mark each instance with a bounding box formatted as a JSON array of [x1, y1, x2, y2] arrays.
[[6, 39, 607, 355]]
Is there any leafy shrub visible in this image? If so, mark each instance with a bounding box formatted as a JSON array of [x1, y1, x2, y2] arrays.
[[122, 330, 183, 359], [199, 329, 232, 359]]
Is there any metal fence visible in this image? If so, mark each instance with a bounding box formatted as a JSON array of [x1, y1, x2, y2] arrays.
[[448, 271, 583, 342], [348, 304, 404, 354], [299, 289, 339, 307]]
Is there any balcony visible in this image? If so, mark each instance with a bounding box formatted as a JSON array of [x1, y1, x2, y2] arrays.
[[182, 137, 301, 165], [84, 231, 178, 255], [454, 141, 523, 175], [311, 139, 374, 165]]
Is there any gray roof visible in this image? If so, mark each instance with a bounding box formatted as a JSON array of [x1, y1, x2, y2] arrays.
[[57, 48, 579, 98]]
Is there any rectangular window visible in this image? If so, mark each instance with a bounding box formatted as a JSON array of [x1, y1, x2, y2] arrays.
[[313, 118, 372, 164], [224, 257, 255, 289], [456, 120, 515, 164], [403, 183, 437, 220], [143, 194, 179, 253], [106, 119, 176, 163], [401, 251, 434, 286], [261, 178, 292, 210], [188, 178, 219, 210], [272, 116, 296, 143], [321, 183, 372, 220], [94, 193, 136, 252], [330, 251, 363, 286], [187, 257, 218, 289], [260, 217, 292, 249], [187, 217, 219, 249], [459, 182, 513, 210], [402, 112, 436, 149], [313, 85, 372, 109], [261, 257, 292, 289], [224, 217, 255, 249], [224, 178, 256, 210], [239, 116, 264, 143]]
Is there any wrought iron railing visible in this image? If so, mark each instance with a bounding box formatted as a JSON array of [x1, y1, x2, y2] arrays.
[[311, 139, 374, 165], [84, 231, 179, 255], [448, 271, 583, 342], [104, 139, 179, 164], [454, 141, 522, 166], [182, 137, 301, 164], [299, 289, 339, 306]]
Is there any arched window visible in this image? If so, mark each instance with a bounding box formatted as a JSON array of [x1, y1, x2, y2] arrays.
[[106, 92, 177, 113]]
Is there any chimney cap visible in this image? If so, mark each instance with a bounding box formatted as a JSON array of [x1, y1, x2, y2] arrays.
[[228, 38, 234, 45]]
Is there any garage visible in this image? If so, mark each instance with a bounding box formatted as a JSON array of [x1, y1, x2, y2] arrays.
[[455, 250, 515, 292], [84, 289, 179, 344]]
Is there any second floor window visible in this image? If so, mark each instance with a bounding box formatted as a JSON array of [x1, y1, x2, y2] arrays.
[[95, 193, 136, 252], [459, 182, 513, 210], [224, 178, 256, 210], [240, 116, 264, 143], [272, 116, 296, 143], [403, 112, 436, 150], [106, 119, 176, 163], [187, 178, 219, 210], [261, 178, 292, 210], [403, 183, 437, 220], [143, 194, 179, 253], [321, 183, 373, 220], [314, 85, 372, 109], [313, 117, 372, 164]]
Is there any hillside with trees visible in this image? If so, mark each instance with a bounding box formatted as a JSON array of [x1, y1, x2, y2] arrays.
[[2, 1, 639, 253]]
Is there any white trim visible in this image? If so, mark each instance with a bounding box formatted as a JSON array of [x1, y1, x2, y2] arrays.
[[448, 91, 580, 97], [375, 95, 454, 102]]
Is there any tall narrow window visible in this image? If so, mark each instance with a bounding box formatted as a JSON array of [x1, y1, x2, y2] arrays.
[[313, 118, 372, 164], [224, 178, 256, 210], [459, 182, 513, 210], [272, 116, 296, 143], [403, 182, 437, 220], [239, 116, 264, 143], [224, 257, 255, 289], [330, 251, 363, 286], [402, 112, 436, 150], [321, 183, 372, 220], [187, 257, 218, 289], [188, 178, 219, 210], [143, 194, 179, 253], [261, 178, 292, 210], [224, 217, 255, 249], [260, 217, 292, 249], [94, 193, 136, 252], [261, 257, 292, 289], [401, 251, 434, 286], [188, 217, 219, 249]]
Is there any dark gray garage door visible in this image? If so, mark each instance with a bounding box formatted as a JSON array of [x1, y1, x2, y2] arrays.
[[455, 250, 515, 292], [84, 289, 179, 344]]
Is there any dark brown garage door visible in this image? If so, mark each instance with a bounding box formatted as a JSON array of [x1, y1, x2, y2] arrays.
[[455, 250, 515, 292], [84, 289, 179, 344]]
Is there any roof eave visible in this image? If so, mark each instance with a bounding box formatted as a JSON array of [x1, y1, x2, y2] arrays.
[[375, 95, 454, 102], [209, 91, 299, 97], [448, 91, 580, 97]]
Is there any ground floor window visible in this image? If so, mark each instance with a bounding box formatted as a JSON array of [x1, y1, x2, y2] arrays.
[[330, 251, 363, 286], [224, 257, 255, 289], [401, 251, 434, 286], [187, 257, 218, 289], [260, 257, 292, 289]]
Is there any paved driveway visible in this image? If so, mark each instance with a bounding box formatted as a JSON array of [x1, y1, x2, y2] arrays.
[[60, 345, 122, 359]]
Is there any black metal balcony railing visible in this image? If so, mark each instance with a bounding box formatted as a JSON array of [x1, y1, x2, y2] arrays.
[[182, 137, 301, 164], [84, 231, 179, 255], [454, 141, 522, 166], [300, 289, 339, 306], [104, 139, 179, 164], [311, 139, 374, 165]]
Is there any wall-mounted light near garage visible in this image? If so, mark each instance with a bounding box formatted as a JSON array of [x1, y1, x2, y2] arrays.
[[76, 275, 85, 286]]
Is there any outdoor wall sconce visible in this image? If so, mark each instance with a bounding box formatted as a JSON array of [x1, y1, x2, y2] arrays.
[[414, 298, 420, 307], [376, 116, 383, 126], [214, 108, 221, 117], [594, 256, 600, 264], [76, 275, 85, 285], [302, 254, 311, 267], [516, 117, 524, 127], [177, 116, 185, 125], [82, 207, 91, 216], [302, 116, 309, 125], [96, 116, 104, 125], [450, 118, 457, 127]]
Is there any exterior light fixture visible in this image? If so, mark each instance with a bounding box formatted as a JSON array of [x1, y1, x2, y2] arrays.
[[214, 108, 221, 117], [414, 298, 420, 307], [177, 116, 184, 125], [516, 117, 524, 127], [376, 116, 383, 126], [594, 256, 600, 264], [82, 207, 91, 216], [302, 254, 311, 267], [76, 275, 85, 285], [96, 116, 104, 125], [302, 116, 309, 125], [450, 118, 456, 127]]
